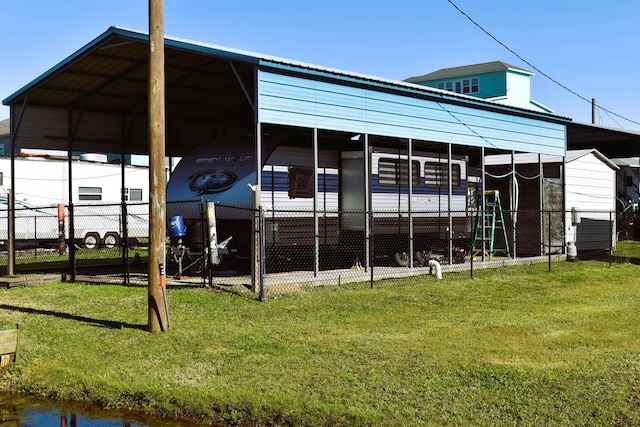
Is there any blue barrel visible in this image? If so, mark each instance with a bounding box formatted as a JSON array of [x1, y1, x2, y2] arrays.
[[169, 215, 186, 238]]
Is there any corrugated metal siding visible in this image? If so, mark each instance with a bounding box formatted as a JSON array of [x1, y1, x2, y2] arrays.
[[565, 154, 616, 214], [564, 153, 616, 251], [258, 71, 566, 156]]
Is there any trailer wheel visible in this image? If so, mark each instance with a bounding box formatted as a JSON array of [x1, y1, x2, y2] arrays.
[[393, 252, 410, 267], [103, 232, 121, 249], [83, 232, 101, 249]]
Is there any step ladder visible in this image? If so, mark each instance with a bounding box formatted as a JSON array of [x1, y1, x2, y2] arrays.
[[472, 190, 511, 261]]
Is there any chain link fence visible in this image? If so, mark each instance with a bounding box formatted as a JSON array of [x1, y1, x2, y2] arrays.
[[1, 203, 632, 298]]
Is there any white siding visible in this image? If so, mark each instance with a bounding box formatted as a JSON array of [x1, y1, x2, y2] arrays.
[[564, 152, 617, 251], [565, 154, 616, 213]]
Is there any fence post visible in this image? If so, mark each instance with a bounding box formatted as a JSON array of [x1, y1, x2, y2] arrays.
[[250, 186, 260, 294], [369, 209, 374, 289], [258, 205, 266, 302], [470, 209, 475, 279], [7, 189, 14, 276], [200, 198, 207, 285], [121, 200, 130, 286], [609, 210, 613, 267], [34, 214, 38, 259], [68, 203, 76, 282], [548, 210, 552, 272]]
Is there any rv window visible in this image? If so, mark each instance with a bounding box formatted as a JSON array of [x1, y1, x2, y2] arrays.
[[424, 162, 461, 189], [78, 187, 102, 201], [124, 188, 143, 201], [377, 159, 420, 187], [288, 166, 314, 199]]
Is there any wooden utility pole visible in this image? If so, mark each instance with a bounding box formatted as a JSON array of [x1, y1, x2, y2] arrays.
[[592, 98, 596, 125], [148, 0, 169, 332]]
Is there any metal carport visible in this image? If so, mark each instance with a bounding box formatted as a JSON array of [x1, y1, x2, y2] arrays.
[[8, 26, 635, 287]]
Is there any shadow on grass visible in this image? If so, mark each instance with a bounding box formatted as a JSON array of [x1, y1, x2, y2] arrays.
[[0, 304, 147, 331]]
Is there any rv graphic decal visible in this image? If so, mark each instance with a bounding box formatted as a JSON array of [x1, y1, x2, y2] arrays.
[[188, 170, 238, 195]]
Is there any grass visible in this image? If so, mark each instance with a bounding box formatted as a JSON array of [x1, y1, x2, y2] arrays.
[[1, 260, 639, 426], [613, 240, 640, 258], [0, 246, 149, 273]]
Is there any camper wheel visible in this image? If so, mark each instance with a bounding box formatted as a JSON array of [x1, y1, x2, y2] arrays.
[[103, 232, 121, 249], [83, 232, 101, 249]]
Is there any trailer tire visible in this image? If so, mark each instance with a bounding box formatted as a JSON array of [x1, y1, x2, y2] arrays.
[[103, 232, 121, 249], [393, 252, 410, 267], [83, 232, 101, 249]]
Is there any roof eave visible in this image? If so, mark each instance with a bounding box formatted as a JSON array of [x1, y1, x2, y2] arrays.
[[568, 148, 619, 170], [2, 26, 139, 106]]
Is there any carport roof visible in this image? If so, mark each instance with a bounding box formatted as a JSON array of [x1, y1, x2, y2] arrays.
[[3, 26, 639, 160], [566, 121, 640, 159], [3, 26, 570, 122]]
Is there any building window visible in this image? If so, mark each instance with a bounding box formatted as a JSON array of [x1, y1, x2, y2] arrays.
[[471, 77, 479, 92], [378, 158, 420, 187], [78, 187, 102, 201], [437, 78, 479, 94], [462, 79, 471, 94], [124, 188, 143, 201], [423, 162, 461, 189]]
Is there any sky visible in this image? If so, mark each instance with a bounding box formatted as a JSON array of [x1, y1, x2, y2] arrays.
[[1, 0, 639, 132]]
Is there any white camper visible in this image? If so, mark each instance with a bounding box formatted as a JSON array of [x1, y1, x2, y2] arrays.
[[0, 155, 149, 248]]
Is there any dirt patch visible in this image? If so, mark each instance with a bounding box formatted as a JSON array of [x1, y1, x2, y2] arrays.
[[0, 274, 61, 289]]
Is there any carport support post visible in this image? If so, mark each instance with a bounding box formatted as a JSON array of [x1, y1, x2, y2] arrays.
[[511, 151, 517, 258], [121, 122, 130, 285], [313, 128, 319, 277], [447, 143, 453, 264], [67, 111, 77, 282], [7, 189, 14, 275], [408, 139, 413, 268], [251, 121, 263, 296], [147, 0, 169, 332]]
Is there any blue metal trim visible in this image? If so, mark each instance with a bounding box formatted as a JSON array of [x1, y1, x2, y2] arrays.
[[258, 71, 567, 156], [258, 62, 571, 123]]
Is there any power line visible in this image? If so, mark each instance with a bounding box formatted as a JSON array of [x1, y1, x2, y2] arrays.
[[446, 0, 640, 127]]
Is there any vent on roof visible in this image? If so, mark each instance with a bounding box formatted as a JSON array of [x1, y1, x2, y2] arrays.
[[79, 153, 108, 163]]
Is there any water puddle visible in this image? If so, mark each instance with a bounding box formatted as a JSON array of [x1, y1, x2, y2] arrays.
[[0, 392, 208, 426]]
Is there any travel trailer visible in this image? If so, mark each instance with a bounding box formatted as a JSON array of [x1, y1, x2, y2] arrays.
[[166, 141, 472, 269], [0, 154, 149, 249]]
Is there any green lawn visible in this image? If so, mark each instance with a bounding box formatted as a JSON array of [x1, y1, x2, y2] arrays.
[[613, 240, 640, 258], [0, 246, 149, 273], [1, 260, 639, 426]]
